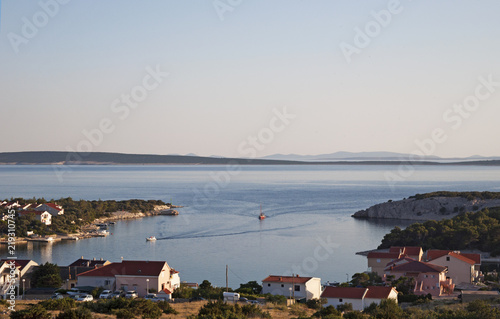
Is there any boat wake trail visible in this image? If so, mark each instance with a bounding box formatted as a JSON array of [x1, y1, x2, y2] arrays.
[[156, 223, 314, 241]]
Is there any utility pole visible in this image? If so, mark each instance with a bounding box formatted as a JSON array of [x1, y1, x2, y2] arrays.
[[226, 265, 229, 292]]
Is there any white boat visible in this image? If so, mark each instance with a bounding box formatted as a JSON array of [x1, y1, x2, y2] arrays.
[[146, 236, 157, 241]]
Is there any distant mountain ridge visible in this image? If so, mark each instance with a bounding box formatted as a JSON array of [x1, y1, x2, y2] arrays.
[[0, 151, 500, 166], [261, 151, 499, 162]]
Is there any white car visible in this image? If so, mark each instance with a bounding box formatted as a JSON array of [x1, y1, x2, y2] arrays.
[[99, 290, 113, 299], [76, 294, 94, 302], [125, 290, 138, 299]]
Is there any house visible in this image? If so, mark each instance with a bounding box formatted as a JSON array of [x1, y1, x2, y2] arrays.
[[77, 260, 180, 297], [19, 203, 33, 210], [426, 250, 481, 282], [385, 260, 454, 296], [321, 286, 398, 311], [367, 251, 402, 276], [5, 202, 20, 209], [18, 210, 52, 225], [425, 251, 476, 284], [60, 257, 111, 289], [261, 275, 321, 300], [34, 203, 64, 216], [0, 259, 38, 298], [367, 246, 424, 276]]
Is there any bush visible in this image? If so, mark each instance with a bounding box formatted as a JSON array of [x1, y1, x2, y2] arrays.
[[265, 293, 287, 305], [39, 297, 76, 310], [115, 309, 135, 319], [312, 305, 341, 318], [157, 300, 178, 315], [10, 304, 51, 319], [56, 308, 93, 319], [306, 298, 327, 310]]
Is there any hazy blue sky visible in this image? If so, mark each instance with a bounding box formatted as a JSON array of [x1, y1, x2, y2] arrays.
[[1, 1, 500, 158]]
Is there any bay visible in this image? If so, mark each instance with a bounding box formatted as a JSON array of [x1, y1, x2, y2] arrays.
[[1, 164, 499, 288]]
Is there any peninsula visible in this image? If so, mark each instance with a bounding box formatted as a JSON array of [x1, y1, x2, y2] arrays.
[[352, 191, 500, 221]]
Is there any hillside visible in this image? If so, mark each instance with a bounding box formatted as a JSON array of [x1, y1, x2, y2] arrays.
[[2, 151, 500, 166], [352, 191, 500, 221]]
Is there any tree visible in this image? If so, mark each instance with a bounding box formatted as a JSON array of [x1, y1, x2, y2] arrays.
[[236, 281, 262, 295], [31, 262, 62, 288]]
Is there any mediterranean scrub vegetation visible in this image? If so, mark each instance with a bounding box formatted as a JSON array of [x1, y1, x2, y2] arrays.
[[410, 191, 500, 201], [379, 207, 500, 255], [0, 197, 167, 237]]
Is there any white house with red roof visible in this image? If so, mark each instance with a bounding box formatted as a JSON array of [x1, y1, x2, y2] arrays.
[[321, 286, 398, 311], [426, 251, 478, 284], [34, 203, 64, 216], [77, 260, 180, 297], [18, 210, 52, 225], [261, 275, 321, 300]]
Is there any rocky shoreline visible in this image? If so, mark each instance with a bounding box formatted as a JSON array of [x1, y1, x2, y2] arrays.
[[352, 195, 500, 221]]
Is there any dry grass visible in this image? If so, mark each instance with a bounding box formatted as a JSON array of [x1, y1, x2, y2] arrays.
[[0, 299, 316, 318]]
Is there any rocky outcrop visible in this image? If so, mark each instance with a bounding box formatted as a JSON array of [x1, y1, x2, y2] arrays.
[[352, 196, 500, 221]]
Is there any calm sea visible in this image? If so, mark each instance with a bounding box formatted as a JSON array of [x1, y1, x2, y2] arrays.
[[1, 165, 499, 287]]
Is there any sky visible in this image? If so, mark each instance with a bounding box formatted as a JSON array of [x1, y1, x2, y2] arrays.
[[1, 0, 500, 158]]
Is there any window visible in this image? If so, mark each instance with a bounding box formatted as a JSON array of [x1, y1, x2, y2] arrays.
[[268, 284, 271, 287], [294, 285, 300, 292], [446, 256, 450, 261], [104, 280, 111, 285], [281, 284, 284, 287], [424, 275, 427, 278], [339, 299, 343, 302], [376, 259, 381, 263]]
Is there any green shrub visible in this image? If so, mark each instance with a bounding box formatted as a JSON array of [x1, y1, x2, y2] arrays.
[[40, 297, 76, 310], [10, 304, 51, 319], [55, 307, 93, 319]]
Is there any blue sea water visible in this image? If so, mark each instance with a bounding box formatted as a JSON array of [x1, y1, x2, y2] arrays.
[[1, 164, 499, 287]]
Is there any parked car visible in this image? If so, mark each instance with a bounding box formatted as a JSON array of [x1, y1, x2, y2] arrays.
[[67, 288, 82, 296], [248, 300, 262, 305], [50, 294, 64, 300], [110, 291, 125, 298], [189, 296, 206, 302], [99, 290, 113, 299], [144, 293, 162, 302], [76, 294, 93, 302], [125, 290, 138, 299], [239, 297, 248, 302]]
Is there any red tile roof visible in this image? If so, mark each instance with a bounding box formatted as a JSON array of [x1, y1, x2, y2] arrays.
[[321, 287, 367, 299], [78, 260, 168, 277], [36, 203, 63, 211], [262, 275, 313, 284], [389, 260, 446, 273], [1, 259, 34, 271], [426, 250, 480, 264], [160, 288, 172, 295], [364, 286, 396, 299], [385, 257, 416, 268], [19, 210, 48, 216], [461, 253, 481, 265], [367, 252, 401, 259], [448, 252, 475, 265]]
